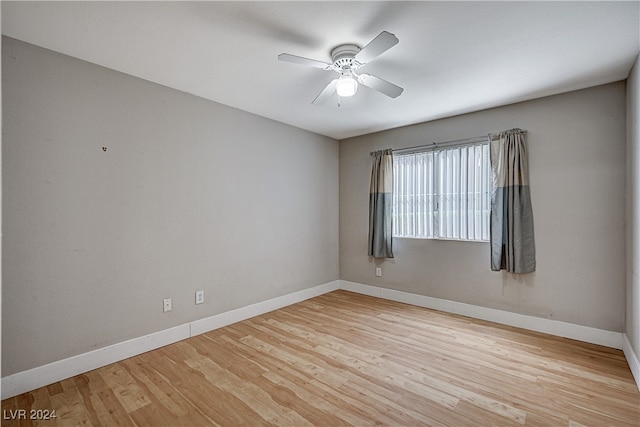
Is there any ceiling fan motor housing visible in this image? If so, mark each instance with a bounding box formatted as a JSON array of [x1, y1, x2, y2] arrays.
[[331, 44, 361, 73]]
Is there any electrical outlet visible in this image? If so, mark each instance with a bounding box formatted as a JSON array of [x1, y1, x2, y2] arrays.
[[195, 290, 204, 305], [376, 267, 382, 277], [163, 298, 172, 312]]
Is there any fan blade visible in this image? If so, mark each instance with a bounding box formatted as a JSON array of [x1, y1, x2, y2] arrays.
[[354, 31, 399, 64], [312, 79, 337, 105], [278, 53, 332, 70], [358, 74, 404, 98]]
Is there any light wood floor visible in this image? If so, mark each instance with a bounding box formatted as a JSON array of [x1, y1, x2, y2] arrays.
[[2, 290, 639, 426]]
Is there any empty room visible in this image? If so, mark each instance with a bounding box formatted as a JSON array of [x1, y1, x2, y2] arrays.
[[2, 1, 640, 426]]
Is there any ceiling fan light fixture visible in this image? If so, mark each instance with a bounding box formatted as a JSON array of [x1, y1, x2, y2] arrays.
[[336, 74, 358, 97]]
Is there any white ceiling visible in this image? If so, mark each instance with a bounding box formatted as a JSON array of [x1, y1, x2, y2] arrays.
[[2, 1, 639, 140]]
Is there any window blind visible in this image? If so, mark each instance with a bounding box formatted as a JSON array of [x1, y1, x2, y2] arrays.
[[392, 143, 491, 241]]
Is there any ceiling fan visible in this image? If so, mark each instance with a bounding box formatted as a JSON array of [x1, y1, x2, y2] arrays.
[[278, 31, 404, 105]]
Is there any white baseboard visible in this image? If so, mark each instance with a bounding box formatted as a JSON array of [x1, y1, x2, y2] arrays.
[[339, 280, 623, 350], [1, 281, 340, 400], [623, 334, 640, 391]]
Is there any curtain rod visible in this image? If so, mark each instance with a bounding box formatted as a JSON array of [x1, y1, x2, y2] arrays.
[[369, 128, 527, 156]]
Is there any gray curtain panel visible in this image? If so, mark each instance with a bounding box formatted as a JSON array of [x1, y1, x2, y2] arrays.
[[490, 130, 536, 273], [368, 149, 394, 258]]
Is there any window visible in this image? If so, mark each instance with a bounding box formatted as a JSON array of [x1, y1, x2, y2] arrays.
[[392, 143, 491, 241]]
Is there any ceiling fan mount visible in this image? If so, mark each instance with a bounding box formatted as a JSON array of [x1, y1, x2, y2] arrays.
[[278, 31, 404, 104]]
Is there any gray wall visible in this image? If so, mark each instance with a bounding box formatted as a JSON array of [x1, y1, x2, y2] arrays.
[[627, 53, 640, 358], [340, 82, 627, 332], [2, 37, 339, 376]]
